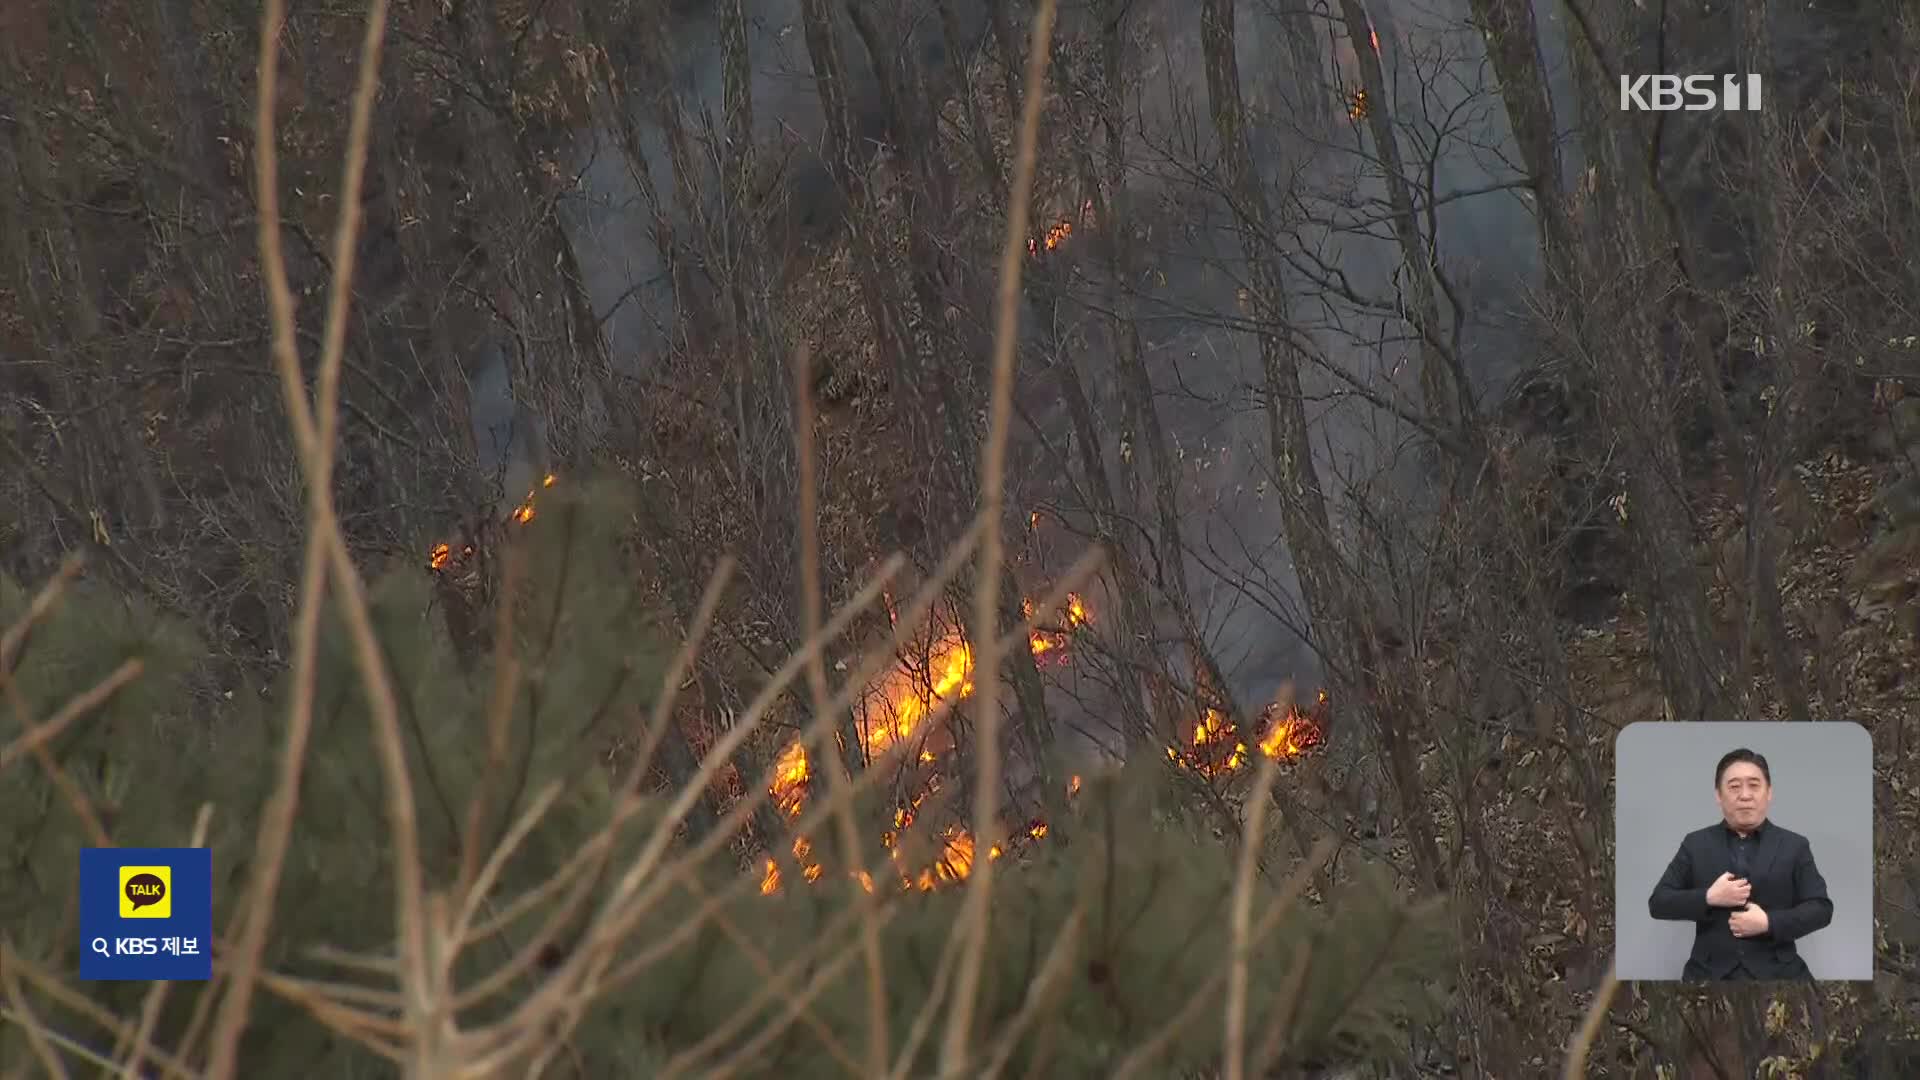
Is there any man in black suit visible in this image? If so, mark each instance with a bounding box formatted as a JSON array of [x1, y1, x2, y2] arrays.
[[1648, 748, 1835, 980]]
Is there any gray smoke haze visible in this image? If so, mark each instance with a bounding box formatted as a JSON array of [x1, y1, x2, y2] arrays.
[[564, 2, 820, 369], [479, 1, 915, 515], [520, 0, 1564, 748], [1046, 0, 1561, 721]]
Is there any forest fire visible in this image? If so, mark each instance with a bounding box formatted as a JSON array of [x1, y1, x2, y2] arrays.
[[510, 472, 557, 524], [858, 631, 976, 758], [1027, 201, 1094, 258], [427, 473, 557, 571], [1028, 220, 1071, 257], [1347, 88, 1370, 121], [1167, 690, 1327, 778], [758, 597, 1327, 895], [762, 593, 1091, 893], [1024, 592, 1088, 665]]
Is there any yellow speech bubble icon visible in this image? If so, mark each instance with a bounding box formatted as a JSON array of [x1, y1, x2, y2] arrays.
[[119, 865, 172, 919]]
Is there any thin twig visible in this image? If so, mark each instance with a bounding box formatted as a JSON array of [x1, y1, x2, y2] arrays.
[[1225, 755, 1281, 1080], [0, 677, 114, 848], [1251, 938, 1315, 1073], [943, 0, 1059, 1069], [258, 972, 406, 1014], [679, 873, 863, 1076], [1561, 963, 1619, 1079], [0, 659, 142, 772], [654, 881, 896, 1078], [0, 555, 84, 681], [1, 948, 197, 1078], [502, 552, 915, 1046], [698, 902, 899, 1080], [116, 803, 214, 1079], [537, 546, 1101, 1057], [458, 540, 529, 900], [0, 557, 112, 848], [885, 892, 968, 1080], [212, 0, 408, 1074], [0, 951, 68, 1079], [793, 342, 890, 1078], [592, 555, 907, 927], [450, 781, 565, 947]]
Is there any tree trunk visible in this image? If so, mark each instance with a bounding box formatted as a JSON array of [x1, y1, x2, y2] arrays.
[[445, 0, 609, 469], [797, 0, 919, 434], [1731, 0, 1812, 723], [824, 0, 1057, 793], [1335, 0, 1466, 431], [1053, 356, 1160, 741], [579, 1, 685, 358], [1070, 0, 1246, 738], [1200, 0, 1445, 893], [1467, 0, 1576, 295], [936, 0, 1005, 198], [1560, 0, 1730, 722]]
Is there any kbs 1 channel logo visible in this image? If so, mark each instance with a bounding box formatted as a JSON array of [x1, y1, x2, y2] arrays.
[[1619, 74, 1764, 113], [78, 847, 213, 980]]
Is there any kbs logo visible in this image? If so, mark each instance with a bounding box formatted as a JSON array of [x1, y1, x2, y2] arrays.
[[1619, 74, 1763, 112]]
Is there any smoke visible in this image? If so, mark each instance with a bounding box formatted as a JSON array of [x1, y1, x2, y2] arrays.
[[468, 338, 544, 506], [559, 1, 997, 369], [1052, 0, 1559, 717], [473, 1, 853, 520], [526, 0, 1559, 754]]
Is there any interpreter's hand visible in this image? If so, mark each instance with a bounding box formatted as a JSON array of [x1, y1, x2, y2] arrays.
[[1730, 904, 1770, 938], [1706, 872, 1752, 908]]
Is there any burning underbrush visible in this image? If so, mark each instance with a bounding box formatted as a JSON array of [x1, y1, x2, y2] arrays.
[[1168, 690, 1328, 778], [425, 478, 1324, 900], [0, 493, 1443, 1077], [427, 472, 558, 573], [761, 591, 1090, 895], [761, 591, 1326, 897], [1027, 200, 1092, 259]]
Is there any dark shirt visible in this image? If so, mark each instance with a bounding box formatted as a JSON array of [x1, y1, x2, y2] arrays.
[[1726, 818, 1765, 879], [1721, 819, 1767, 977]]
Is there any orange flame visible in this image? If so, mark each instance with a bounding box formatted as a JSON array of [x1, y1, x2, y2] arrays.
[[772, 742, 810, 818], [760, 592, 1094, 894], [1168, 690, 1326, 777], [1027, 202, 1093, 259], [427, 474, 558, 571], [1025, 593, 1088, 666]]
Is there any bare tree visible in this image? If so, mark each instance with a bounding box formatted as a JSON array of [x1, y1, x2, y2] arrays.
[[1335, 0, 1467, 430], [1558, 0, 1732, 722], [1200, 0, 1444, 892]]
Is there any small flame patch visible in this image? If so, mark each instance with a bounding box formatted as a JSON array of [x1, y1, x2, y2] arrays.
[[427, 474, 558, 573]]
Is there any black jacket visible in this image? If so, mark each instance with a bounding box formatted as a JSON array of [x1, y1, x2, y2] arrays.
[[1648, 821, 1834, 980]]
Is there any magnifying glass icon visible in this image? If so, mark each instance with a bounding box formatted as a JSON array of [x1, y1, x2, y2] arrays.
[[89, 937, 110, 958]]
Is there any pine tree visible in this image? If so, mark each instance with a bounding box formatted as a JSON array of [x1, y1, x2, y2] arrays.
[[1, 479, 1452, 1076]]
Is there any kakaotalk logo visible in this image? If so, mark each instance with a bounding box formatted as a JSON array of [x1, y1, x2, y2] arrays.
[[1619, 74, 1764, 112]]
